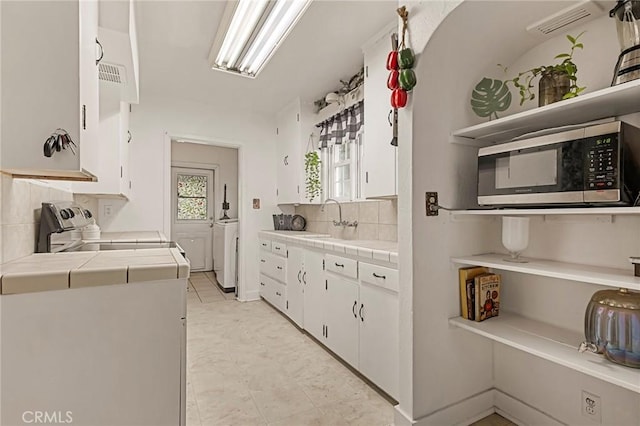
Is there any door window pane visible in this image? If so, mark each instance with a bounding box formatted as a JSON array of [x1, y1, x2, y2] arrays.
[[177, 174, 208, 220]]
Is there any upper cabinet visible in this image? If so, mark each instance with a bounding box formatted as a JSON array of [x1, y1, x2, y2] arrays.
[[73, 98, 132, 199], [1, 0, 100, 181], [362, 24, 398, 199], [276, 98, 317, 205], [97, 0, 140, 104]]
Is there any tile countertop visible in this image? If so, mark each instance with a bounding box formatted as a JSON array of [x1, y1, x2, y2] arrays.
[[0, 248, 189, 295], [84, 230, 168, 243], [258, 231, 398, 265]]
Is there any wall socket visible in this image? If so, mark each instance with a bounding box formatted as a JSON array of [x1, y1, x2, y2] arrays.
[[582, 390, 602, 423], [103, 204, 113, 217]]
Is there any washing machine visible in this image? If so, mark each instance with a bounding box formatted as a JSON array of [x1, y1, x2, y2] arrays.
[[213, 218, 238, 292]]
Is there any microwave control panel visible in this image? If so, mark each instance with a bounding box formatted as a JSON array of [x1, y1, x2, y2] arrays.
[[585, 134, 618, 190]]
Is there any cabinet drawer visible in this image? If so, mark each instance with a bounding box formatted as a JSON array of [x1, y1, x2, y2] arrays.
[[360, 262, 399, 292], [259, 253, 271, 276], [271, 255, 287, 282], [259, 273, 270, 298], [272, 280, 286, 311], [325, 254, 358, 279], [259, 239, 272, 251], [272, 241, 287, 257]]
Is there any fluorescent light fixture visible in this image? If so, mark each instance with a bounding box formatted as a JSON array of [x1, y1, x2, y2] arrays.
[[209, 0, 312, 78]]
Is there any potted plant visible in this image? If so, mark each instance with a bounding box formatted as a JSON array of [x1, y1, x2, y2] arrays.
[[503, 32, 586, 107], [304, 150, 321, 202]]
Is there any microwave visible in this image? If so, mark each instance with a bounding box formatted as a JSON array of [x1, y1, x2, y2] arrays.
[[477, 121, 640, 207]]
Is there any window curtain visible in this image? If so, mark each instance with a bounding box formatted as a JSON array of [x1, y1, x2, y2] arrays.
[[317, 101, 364, 149]]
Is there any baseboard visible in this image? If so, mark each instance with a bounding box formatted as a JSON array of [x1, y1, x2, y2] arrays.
[[494, 389, 564, 426], [411, 389, 495, 426], [394, 405, 416, 426], [240, 289, 260, 302]]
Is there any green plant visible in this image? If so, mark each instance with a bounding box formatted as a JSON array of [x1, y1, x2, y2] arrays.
[[502, 32, 586, 105], [304, 150, 321, 202]]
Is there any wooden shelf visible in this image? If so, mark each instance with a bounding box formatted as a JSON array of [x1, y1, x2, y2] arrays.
[[451, 253, 640, 291], [449, 313, 640, 394], [450, 207, 640, 216], [451, 79, 640, 146]]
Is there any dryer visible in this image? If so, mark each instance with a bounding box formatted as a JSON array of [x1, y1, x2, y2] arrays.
[[213, 218, 238, 292]]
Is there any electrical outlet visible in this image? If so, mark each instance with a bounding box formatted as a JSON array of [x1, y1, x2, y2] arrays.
[[582, 390, 601, 423], [426, 192, 439, 216], [103, 204, 113, 217]]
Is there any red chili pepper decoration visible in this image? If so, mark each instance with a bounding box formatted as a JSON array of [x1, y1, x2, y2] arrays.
[[387, 70, 399, 90], [386, 51, 398, 70], [391, 88, 407, 108]]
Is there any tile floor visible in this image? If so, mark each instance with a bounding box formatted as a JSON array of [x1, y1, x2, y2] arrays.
[[186, 272, 395, 426], [186, 272, 516, 426]]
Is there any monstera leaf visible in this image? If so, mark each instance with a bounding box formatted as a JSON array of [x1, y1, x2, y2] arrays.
[[470, 78, 512, 120]]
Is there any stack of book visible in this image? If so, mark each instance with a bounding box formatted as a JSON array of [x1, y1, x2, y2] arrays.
[[458, 266, 501, 322]]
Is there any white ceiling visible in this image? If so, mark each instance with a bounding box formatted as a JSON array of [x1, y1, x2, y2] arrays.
[[136, 0, 398, 115]]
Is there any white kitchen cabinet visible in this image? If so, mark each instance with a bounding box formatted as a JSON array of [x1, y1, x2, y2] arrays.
[[303, 250, 326, 341], [362, 23, 398, 199], [358, 281, 399, 399], [97, 0, 140, 104], [285, 246, 305, 327], [325, 275, 360, 369], [276, 98, 319, 204], [73, 99, 131, 198], [1, 0, 100, 181]]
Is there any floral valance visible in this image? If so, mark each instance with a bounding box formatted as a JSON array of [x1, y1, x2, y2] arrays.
[[317, 101, 364, 149]]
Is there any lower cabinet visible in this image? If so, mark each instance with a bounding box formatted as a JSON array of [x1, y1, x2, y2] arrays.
[[285, 246, 304, 327], [358, 281, 399, 399], [325, 275, 360, 368], [302, 249, 325, 341], [258, 238, 399, 400]]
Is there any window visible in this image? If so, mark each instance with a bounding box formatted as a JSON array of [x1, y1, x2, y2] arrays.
[[323, 131, 362, 201], [176, 174, 208, 220]]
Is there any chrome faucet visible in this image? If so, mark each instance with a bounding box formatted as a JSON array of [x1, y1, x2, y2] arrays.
[[320, 198, 358, 227]]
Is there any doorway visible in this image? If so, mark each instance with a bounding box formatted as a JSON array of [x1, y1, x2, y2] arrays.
[[171, 167, 215, 272]]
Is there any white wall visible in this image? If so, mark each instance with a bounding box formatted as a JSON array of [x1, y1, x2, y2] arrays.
[[401, 1, 640, 425], [99, 94, 278, 301], [171, 141, 239, 220]]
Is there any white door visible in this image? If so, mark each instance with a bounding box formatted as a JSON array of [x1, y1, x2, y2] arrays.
[[276, 100, 301, 204], [303, 250, 325, 341], [285, 246, 304, 327], [359, 283, 399, 399], [325, 275, 359, 368], [171, 167, 214, 272]]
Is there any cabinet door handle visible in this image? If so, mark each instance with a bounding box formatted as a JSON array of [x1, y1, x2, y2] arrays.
[[260, 259, 265, 263], [276, 266, 283, 270], [260, 282, 265, 286], [96, 38, 104, 65], [82, 105, 86, 130], [127, 130, 132, 143], [335, 263, 344, 268], [352, 300, 357, 318], [388, 109, 393, 127], [372, 272, 386, 279], [359, 303, 364, 322], [297, 270, 301, 283], [302, 271, 307, 285], [276, 291, 281, 296], [283, 155, 288, 166], [323, 324, 326, 337]]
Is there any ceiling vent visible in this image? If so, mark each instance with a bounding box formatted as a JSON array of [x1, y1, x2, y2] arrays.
[[526, 1, 604, 38], [99, 63, 127, 85]]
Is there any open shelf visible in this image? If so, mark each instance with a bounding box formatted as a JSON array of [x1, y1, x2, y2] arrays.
[[450, 207, 640, 216], [449, 313, 640, 393], [451, 253, 640, 291], [451, 79, 640, 146]]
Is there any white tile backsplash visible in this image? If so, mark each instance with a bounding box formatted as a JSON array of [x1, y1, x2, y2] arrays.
[[295, 200, 397, 242], [1, 177, 76, 263]]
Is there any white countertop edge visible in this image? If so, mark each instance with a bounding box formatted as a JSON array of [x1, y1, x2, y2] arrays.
[[258, 230, 398, 264]]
